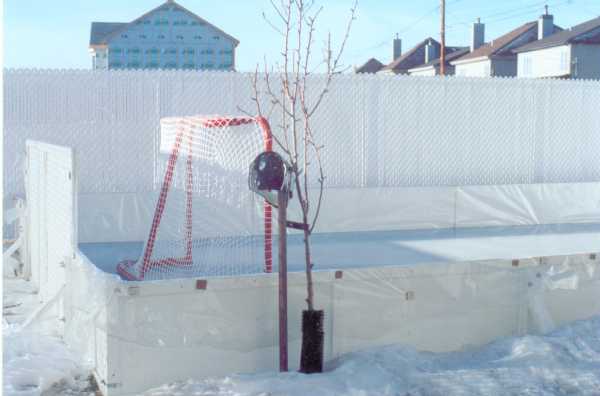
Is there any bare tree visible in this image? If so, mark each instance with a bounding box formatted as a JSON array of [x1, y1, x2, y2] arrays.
[[248, 0, 357, 312]]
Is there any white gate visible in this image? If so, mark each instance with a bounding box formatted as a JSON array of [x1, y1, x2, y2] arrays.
[[25, 141, 77, 302]]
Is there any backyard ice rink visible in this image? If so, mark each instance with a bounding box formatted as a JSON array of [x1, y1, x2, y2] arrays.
[[5, 71, 600, 395]]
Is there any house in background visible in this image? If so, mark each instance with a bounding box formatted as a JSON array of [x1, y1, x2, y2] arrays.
[[515, 16, 600, 79], [407, 46, 469, 76], [355, 58, 385, 74], [89, 0, 239, 70], [451, 14, 562, 77], [379, 37, 442, 74]]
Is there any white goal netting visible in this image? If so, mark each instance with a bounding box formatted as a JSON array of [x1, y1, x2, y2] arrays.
[[117, 116, 273, 281]]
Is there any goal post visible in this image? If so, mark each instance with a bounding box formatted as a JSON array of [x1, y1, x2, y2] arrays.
[[117, 116, 273, 281]]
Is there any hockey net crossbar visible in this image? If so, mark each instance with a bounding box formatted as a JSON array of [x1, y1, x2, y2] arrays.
[[117, 115, 273, 281]]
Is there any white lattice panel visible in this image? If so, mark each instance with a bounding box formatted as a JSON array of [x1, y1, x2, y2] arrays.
[[5, 70, 600, 203]]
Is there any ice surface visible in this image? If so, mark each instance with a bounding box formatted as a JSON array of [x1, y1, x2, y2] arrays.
[[80, 223, 600, 278]]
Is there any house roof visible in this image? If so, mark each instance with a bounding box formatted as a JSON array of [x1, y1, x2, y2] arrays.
[[453, 22, 539, 63], [410, 46, 470, 70], [355, 58, 384, 73], [380, 37, 439, 73], [89, 0, 239, 47], [514, 16, 600, 53], [90, 22, 127, 46]]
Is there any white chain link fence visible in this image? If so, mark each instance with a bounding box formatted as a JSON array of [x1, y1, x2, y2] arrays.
[[5, 69, 600, 206]]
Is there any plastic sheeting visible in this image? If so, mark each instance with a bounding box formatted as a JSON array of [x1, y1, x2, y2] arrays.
[[65, 250, 600, 396], [78, 182, 600, 245]]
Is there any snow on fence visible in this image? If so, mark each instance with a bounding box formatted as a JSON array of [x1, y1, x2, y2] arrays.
[[5, 69, 600, 202]]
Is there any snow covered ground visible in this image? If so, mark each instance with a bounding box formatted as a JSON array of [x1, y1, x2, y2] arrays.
[[4, 276, 600, 396]]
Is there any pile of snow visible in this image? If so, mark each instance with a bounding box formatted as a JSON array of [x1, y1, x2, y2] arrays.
[[3, 329, 89, 396], [3, 279, 91, 396], [145, 316, 600, 396]]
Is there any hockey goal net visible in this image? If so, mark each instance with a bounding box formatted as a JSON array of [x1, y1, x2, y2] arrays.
[[117, 116, 273, 281]]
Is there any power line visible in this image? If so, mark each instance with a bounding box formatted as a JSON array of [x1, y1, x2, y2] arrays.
[[446, 0, 574, 31]]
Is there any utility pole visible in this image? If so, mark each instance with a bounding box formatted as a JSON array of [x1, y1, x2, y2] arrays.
[[440, 0, 446, 76]]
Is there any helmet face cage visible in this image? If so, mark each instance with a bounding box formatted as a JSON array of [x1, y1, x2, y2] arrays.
[[249, 151, 288, 192]]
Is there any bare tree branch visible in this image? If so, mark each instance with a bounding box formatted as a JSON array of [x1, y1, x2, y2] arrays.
[[247, 0, 357, 312]]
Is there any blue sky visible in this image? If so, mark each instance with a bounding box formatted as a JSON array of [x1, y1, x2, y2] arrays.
[[3, 0, 600, 71]]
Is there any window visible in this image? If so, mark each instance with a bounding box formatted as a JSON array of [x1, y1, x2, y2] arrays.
[[109, 61, 122, 68], [158, 34, 166, 39], [182, 48, 195, 55], [139, 34, 147, 39], [201, 63, 214, 69], [201, 49, 214, 55], [127, 61, 141, 68], [219, 49, 233, 55], [127, 48, 141, 54], [146, 62, 159, 69], [164, 61, 177, 69], [176, 35, 184, 40], [155, 19, 169, 26], [194, 35, 202, 40], [121, 34, 128, 39], [183, 62, 195, 69], [219, 63, 233, 69], [213, 36, 220, 40], [143, 20, 151, 25], [190, 21, 205, 26], [173, 20, 188, 26], [163, 48, 177, 55], [560, 51, 569, 72], [146, 48, 160, 54], [109, 47, 122, 54], [522, 57, 532, 77]]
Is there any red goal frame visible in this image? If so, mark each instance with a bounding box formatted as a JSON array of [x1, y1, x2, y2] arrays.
[[117, 116, 273, 281]]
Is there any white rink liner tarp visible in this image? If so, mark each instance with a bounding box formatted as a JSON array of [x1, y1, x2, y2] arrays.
[[60, 184, 600, 395], [66, 247, 600, 396]]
